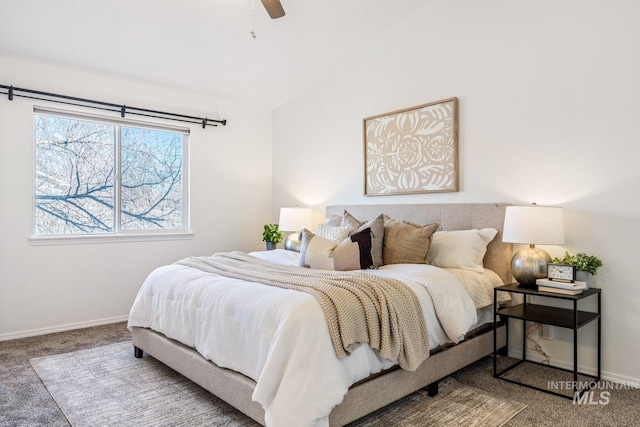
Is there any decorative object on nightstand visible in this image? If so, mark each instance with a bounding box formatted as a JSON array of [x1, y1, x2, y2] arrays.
[[262, 224, 283, 250], [535, 279, 587, 295], [278, 207, 313, 252], [551, 251, 603, 287], [547, 263, 576, 282], [541, 263, 586, 293], [502, 205, 565, 287]]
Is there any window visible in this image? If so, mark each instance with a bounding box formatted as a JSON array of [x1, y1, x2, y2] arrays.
[[34, 110, 189, 238]]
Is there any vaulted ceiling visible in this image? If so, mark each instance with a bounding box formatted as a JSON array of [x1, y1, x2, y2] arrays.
[[0, 0, 426, 109]]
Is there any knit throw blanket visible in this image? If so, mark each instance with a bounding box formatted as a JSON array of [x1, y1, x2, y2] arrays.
[[175, 252, 430, 371]]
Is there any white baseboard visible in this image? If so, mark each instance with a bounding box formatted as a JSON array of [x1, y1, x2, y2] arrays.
[[508, 349, 640, 388], [0, 315, 129, 342]]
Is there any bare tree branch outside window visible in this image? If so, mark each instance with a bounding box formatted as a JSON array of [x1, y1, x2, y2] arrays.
[[34, 114, 186, 236]]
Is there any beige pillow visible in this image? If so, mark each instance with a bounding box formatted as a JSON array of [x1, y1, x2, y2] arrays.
[[429, 228, 498, 272], [341, 211, 384, 267], [383, 216, 439, 265], [299, 228, 374, 271]]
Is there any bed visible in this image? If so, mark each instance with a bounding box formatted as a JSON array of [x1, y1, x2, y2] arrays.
[[128, 203, 511, 426]]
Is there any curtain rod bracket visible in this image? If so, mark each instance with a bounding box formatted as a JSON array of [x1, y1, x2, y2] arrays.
[[202, 118, 207, 129], [8, 86, 13, 101], [121, 105, 126, 118]]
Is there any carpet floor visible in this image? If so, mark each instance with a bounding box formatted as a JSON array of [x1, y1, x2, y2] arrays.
[[2, 322, 640, 426], [30, 341, 526, 426]]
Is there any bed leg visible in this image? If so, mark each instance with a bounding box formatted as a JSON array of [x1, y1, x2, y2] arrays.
[[426, 381, 438, 397], [134, 346, 144, 358]]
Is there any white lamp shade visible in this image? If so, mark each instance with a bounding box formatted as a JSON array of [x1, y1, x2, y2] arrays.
[[502, 206, 565, 245], [278, 207, 313, 232]]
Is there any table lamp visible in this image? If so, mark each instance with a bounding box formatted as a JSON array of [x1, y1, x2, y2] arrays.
[[502, 205, 565, 287], [279, 207, 313, 252]]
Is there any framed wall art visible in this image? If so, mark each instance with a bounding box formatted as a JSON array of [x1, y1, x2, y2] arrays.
[[363, 97, 458, 196]]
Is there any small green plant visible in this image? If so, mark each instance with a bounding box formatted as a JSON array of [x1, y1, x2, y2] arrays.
[[552, 251, 603, 276], [262, 224, 283, 244]]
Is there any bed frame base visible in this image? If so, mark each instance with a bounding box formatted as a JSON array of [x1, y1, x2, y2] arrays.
[[131, 325, 506, 426], [134, 346, 143, 358], [427, 381, 438, 396]]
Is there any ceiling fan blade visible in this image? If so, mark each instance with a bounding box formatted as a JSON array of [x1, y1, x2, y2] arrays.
[[260, 0, 285, 19]]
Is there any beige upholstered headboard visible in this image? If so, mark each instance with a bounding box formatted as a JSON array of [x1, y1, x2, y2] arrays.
[[326, 203, 513, 284]]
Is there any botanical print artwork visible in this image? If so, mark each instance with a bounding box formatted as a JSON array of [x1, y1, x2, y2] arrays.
[[364, 98, 458, 196]]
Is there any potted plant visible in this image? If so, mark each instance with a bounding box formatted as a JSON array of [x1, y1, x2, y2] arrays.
[[551, 251, 603, 284], [262, 224, 283, 250]]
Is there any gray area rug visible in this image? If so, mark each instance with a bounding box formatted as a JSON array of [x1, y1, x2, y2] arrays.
[[30, 342, 256, 426], [350, 377, 527, 427], [31, 341, 526, 426]]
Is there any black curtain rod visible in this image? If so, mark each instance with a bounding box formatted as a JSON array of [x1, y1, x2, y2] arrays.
[[0, 84, 227, 129]]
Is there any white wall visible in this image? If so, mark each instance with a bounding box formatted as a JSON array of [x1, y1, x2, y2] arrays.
[[0, 55, 273, 340], [272, 1, 640, 383]]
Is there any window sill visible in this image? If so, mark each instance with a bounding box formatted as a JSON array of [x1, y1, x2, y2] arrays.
[[29, 232, 194, 246]]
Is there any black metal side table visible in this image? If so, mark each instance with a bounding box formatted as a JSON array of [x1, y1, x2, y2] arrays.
[[493, 283, 601, 399]]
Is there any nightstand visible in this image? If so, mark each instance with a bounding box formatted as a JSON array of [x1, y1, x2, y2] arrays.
[[493, 283, 601, 399]]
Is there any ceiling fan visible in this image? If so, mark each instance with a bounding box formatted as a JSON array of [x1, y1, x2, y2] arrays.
[[260, 0, 285, 19]]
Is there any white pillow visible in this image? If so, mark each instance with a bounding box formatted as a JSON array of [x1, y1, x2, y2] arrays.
[[429, 228, 498, 273], [314, 223, 351, 243]]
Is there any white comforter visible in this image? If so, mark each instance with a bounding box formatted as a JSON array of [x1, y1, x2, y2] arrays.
[[127, 250, 478, 427]]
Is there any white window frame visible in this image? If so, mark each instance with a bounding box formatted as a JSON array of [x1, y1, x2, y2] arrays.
[[30, 107, 192, 245]]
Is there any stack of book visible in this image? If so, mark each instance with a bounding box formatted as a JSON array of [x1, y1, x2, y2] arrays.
[[535, 278, 587, 295]]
